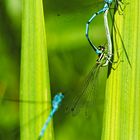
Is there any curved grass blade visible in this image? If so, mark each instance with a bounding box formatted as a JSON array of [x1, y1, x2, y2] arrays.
[[21, 0, 52, 140], [102, 0, 140, 139], [109, 1, 131, 67]]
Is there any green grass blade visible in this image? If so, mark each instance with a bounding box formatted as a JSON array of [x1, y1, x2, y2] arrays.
[[20, 0, 54, 139], [102, 0, 140, 139]]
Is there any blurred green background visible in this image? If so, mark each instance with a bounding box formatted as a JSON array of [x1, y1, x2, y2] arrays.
[[0, 0, 109, 139]]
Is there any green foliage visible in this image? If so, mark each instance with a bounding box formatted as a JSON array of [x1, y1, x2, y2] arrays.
[[3, 0, 139, 139], [102, 0, 140, 139], [20, 0, 53, 140]]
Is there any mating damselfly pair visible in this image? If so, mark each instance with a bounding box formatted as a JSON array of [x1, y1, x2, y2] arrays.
[[40, 0, 122, 137], [40, 1, 114, 138], [0, 0, 129, 139]]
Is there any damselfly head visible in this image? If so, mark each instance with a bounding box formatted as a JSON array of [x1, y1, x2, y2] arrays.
[[98, 45, 105, 53], [96, 46, 106, 64], [52, 93, 64, 108], [58, 92, 64, 99], [54, 93, 64, 100]]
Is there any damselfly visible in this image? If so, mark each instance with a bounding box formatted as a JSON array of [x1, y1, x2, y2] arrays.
[[0, 93, 63, 140], [86, 0, 113, 55], [45, 0, 129, 65], [0, 0, 129, 139], [65, 2, 113, 117], [38, 93, 64, 140]]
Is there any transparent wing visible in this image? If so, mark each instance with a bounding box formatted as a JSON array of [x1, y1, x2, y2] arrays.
[[65, 63, 101, 117]]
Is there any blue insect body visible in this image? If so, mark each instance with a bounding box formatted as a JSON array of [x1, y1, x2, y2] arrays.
[[38, 93, 64, 140], [67, 0, 113, 116], [86, 0, 113, 59]]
